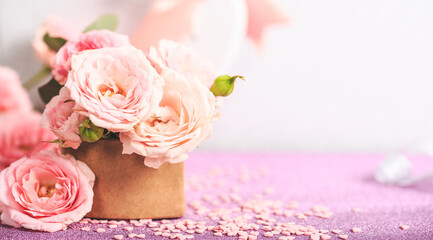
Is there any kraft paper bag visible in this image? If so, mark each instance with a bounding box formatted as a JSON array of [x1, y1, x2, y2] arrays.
[[64, 139, 185, 219]]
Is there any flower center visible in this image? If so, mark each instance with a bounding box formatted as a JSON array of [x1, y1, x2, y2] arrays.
[[147, 106, 179, 128], [149, 115, 166, 127], [37, 184, 56, 198], [98, 84, 125, 97]]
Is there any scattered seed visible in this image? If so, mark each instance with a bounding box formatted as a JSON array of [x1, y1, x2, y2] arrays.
[[248, 235, 258, 240], [400, 224, 410, 230], [127, 233, 137, 238], [74, 165, 372, 240], [286, 201, 299, 209], [311, 235, 321, 240], [136, 234, 146, 239], [263, 187, 275, 195], [352, 208, 362, 213], [321, 234, 331, 240]]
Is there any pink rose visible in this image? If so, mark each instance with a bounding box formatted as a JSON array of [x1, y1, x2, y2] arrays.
[[0, 66, 32, 114], [41, 87, 84, 149], [0, 112, 56, 171], [65, 46, 163, 132], [120, 69, 215, 168], [52, 30, 130, 85], [0, 151, 95, 232], [32, 15, 79, 68], [148, 40, 224, 109], [148, 39, 217, 88]]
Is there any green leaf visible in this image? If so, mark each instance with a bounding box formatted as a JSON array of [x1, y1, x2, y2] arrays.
[[43, 33, 67, 52], [110, 132, 120, 139], [43, 139, 62, 144], [101, 129, 111, 139], [210, 75, 244, 97], [38, 78, 62, 104], [83, 14, 119, 33], [23, 65, 51, 90], [79, 119, 104, 143]]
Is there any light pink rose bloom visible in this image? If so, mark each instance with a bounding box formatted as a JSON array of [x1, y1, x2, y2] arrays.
[[148, 40, 224, 110], [148, 39, 217, 88], [65, 46, 163, 132], [52, 30, 130, 85], [148, 39, 224, 113], [41, 87, 84, 149], [120, 69, 215, 168], [0, 151, 95, 232], [32, 15, 79, 68], [0, 66, 32, 113], [0, 112, 57, 171]]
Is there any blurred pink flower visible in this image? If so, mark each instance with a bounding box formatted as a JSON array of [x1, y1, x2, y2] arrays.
[[0, 66, 32, 114], [65, 46, 163, 132], [132, 0, 287, 51], [148, 39, 217, 88], [132, 0, 202, 52], [245, 0, 288, 47], [0, 112, 57, 171], [0, 151, 95, 232], [120, 69, 215, 169], [52, 30, 130, 85], [41, 87, 84, 149], [32, 15, 79, 68]]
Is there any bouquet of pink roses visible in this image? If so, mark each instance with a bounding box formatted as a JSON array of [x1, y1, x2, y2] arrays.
[[0, 15, 242, 232], [39, 15, 242, 168]]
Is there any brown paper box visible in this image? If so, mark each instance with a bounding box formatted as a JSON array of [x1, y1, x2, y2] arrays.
[[64, 139, 185, 219]]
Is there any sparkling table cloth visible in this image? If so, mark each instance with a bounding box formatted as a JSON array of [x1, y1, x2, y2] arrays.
[[1, 152, 432, 239]]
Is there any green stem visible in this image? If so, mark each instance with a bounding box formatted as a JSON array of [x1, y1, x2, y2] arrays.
[[23, 65, 51, 90]]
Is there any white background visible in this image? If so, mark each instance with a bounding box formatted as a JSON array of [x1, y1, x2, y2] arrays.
[[2, 0, 433, 152]]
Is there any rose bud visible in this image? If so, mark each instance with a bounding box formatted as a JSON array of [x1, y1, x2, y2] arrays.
[[78, 119, 104, 143], [210, 75, 244, 97]]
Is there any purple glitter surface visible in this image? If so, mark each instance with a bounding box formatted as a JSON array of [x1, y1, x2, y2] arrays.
[[1, 152, 433, 240]]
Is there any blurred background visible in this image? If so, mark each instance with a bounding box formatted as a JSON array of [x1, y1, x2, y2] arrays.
[[1, 0, 433, 153]]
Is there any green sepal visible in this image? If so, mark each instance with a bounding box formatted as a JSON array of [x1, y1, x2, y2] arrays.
[[210, 75, 244, 97], [101, 129, 111, 139], [79, 119, 104, 143], [43, 33, 67, 52], [43, 139, 62, 144], [23, 65, 51, 90], [38, 78, 62, 104], [83, 14, 118, 33]]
